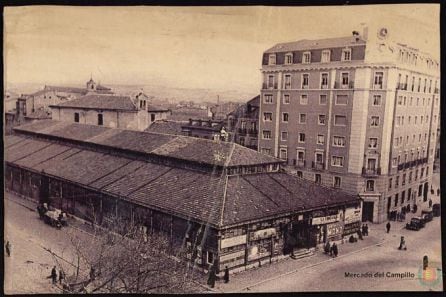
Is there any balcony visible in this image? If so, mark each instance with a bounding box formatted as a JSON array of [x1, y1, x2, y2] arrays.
[[293, 159, 306, 168], [396, 83, 408, 90], [404, 162, 411, 169], [362, 167, 381, 176], [312, 161, 325, 170], [397, 163, 404, 171], [262, 83, 278, 90]]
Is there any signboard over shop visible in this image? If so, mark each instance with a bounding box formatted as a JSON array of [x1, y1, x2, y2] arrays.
[[221, 234, 247, 249], [344, 207, 362, 224], [312, 212, 341, 225], [249, 227, 277, 241]]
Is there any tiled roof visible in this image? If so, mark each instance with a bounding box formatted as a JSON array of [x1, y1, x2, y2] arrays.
[[52, 95, 137, 111], [265, 36, 366, 53], [14, 120, 281, 168], [5, 134, 359, 228], [43, 85, 88, 94], [145, 120, 185, 136]]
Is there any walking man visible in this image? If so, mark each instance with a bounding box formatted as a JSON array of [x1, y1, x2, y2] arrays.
[[398, 236, 407, 250], [59, 269, 65, 284], [207, 265, 216, 288], [324, 240, 330, 254], [223, 266, 229, 283], [51, 266, 58, 284], [332, 243, 338, 257], [386, 221, 391, 233], [365, 224, 369, 236], [5, 241, 11, 257]]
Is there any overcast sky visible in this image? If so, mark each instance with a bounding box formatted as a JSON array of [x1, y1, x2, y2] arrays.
[[4, 5, 440, 93]]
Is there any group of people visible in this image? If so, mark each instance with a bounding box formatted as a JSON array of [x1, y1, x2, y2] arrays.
[[207, 265, 230, 288], [49, 266, 65, 285], [323, 241, 338, 257]]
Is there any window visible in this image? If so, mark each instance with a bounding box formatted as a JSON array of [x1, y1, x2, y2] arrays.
[[318, 114, 326, 125], [299, 113, 306, 124], [261, 148, 271, 155], [333, 136, 345, 147], [334, 115, 347, 126], [333, 176, 341, 188], [267, 75, 275, 88], [283, 94, 290, 104], [401, 191, 406, 204], [409, 171, 412, 183], [331, 156, 344, 167], [298, 133, 306, 143], [392, 157, 397, 167], [319, 95, 327, 105], [397, 96, 403, 105], [302, 52, 311, 64], [335, 95, 348, 105], [284, 74, 291, 89], [239, 137, 245, 146], [321, 50, 330, 63], [321, 73, 329, 88], [315, 174, 322, 184], [341, 72, 349, 86], [370, 116, 380, 127], [302, 74, 309, 89], [282, 113, 289, 122], [418, 78, 421, 92], [74, 112, 80, 123], [388, 178, 392, 190], [279, 148, 288, 160], [374, 72, 383, 89], [372, 95, 381, 106], [366, 180, 375, 191], [341, 48, 351, 61], [281, 131, 288, 141], [263, 112, 272, 121], [315, 152, 324, 164], [264, 94, 273, 104], [300, 94, 308, 105], [262, 130, 271, 139], [285, 53, 293, 65], [394, 194, 398, 207], [297, 150, 305, 161], [317, 134, 325, 145], [207, 251, 214, 265], [368, 138, 378, 149], [402, 173, 406, 185], [98, 114, 103, 126], [297, 171, 303, 178], [268, 54, 276, 65]]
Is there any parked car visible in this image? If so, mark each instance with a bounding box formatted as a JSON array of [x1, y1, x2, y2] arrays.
[[432, 203, 441, 217], [406, 217, 425, 230], [421, 210, 433, 223]]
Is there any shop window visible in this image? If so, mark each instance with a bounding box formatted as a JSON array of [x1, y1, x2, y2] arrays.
[[315, 174, 321, 184]]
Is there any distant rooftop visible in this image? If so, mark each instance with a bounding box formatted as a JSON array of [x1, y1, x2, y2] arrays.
[[51, 94, 138, 111], [265, 36, 366, 53]]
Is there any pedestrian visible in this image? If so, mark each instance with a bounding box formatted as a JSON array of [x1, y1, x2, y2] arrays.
[[89, 267, 96, 281], [207, 265, 216, 288], [437, 188, 440, 196], [223, 266, 229, 283], [423, 255, 429, 270], [59, 269, 65, 284], [5, 241, 11, 257], [332, 243, 338, 257], [324, 240, 330, 254], [398, 236, 407, 250], [361, 224, 366, 236], [429, 199, 432, 208], [365, 224, 369, 236], [386, 221, 391, 233], [329, 242, 333, 256], [50, 266, 58, 284]]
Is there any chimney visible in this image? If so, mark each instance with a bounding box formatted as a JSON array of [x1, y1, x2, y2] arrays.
[[360, 23, 368, 41]]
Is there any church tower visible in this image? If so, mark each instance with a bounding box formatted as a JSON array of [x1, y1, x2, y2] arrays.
[[86, 76, 97, 91]]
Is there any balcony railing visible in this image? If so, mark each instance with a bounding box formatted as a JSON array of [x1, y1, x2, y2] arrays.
[[397, 163, 404, 171], [312, 161, 325, 170], [262, 83, 278, 90], [373, 84, 383, 90], [362, 167, 381, 176], [334, 81, 354, 89], [293, 159, 306, 168], [396, 83, 408, 90]]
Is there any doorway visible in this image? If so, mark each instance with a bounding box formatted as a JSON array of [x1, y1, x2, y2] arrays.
[[362, 201, 374, 222]]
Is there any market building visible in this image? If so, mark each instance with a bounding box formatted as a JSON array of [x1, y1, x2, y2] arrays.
[[258, 25, 440, 223], [5, 120, 361, 275]]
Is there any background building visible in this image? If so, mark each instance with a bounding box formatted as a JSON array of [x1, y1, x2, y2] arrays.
[[257, 26, 440, 223]]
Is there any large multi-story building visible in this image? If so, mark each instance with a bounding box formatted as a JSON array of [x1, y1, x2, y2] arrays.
[[258, 26, 440, 223]]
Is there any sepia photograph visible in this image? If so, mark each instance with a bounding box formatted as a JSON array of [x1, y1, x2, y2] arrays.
[[3, 3, 442, 294]]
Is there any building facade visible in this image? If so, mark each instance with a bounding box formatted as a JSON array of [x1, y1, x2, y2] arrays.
[[258, 26, 440, 223], [6, 120, 360, 275]]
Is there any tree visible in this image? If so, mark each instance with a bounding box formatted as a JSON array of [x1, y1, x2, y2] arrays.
[[59, 214, 204, 294]]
